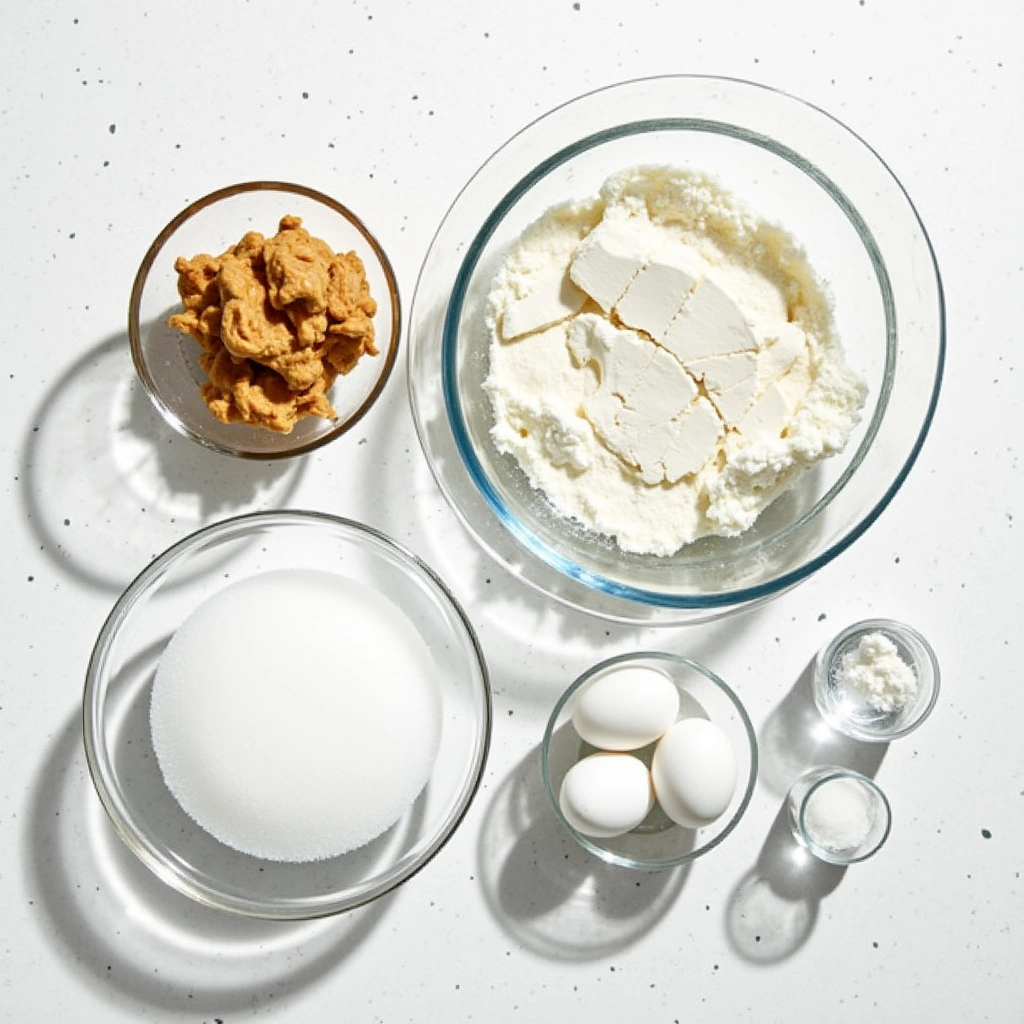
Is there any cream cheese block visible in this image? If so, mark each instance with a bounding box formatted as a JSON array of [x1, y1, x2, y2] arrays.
[[483, 165, 867, 556]]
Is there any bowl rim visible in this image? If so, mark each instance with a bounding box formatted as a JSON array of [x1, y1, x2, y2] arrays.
[[129, 180, 402, 460], [792, 766, 893, 865], [540, 650, 759, 870], [411, 74, 946, 615], [813, 616, 941, 741], [82, 509, 492, 919]]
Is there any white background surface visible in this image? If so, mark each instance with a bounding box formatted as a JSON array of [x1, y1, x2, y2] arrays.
[[2, 1, 1021, 1021]]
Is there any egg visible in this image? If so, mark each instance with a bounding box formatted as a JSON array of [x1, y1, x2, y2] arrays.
[[651, 717, 737, 829], [558, 752, 654, 838], [571, 664, 680, 750]]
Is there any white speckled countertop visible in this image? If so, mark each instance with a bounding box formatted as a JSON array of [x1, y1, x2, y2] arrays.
[[2, 2, 1021, 1021]]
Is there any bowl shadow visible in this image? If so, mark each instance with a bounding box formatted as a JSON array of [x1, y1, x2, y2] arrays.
[[725, 804, 845, 965], [724, 657, 891, 964], [757, 658, 888, 800], [20, 332, 304, 594], [476, 743, 689, 961], [25, 710, 390, 1015]]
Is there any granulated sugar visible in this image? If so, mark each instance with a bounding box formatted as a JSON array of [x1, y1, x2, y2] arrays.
[[150, 568, 443, 862], [803, 776, 875, 853]]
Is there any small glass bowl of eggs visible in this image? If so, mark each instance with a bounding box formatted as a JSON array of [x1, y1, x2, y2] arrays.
[[540, 652, 758, 869]]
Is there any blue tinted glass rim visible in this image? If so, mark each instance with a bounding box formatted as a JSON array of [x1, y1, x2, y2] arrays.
[[441, 116, 944, 609]]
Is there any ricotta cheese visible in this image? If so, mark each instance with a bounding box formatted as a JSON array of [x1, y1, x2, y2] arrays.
[[838, 631, 919, 713], [483, 166, 867, 555]]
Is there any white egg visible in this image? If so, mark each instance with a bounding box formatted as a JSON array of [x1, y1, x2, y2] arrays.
[[571, 664, 680, 750], [558, 752, 654, 838], [651, 717, 737, 829]]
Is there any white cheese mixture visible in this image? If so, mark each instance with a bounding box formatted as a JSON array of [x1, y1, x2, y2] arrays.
[[838, 631, 919, 713], [483, 166, 868, 556]]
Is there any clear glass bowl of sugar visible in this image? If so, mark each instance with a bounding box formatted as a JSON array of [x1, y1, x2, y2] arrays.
[[83, 511, 492, 919]]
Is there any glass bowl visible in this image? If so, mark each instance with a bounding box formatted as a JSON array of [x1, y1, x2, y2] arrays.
[[541, 652, 757, 870], [130, 181, 401, 459], [787, 766, 892, 865], [407, 75, 944, 624], [812, 618, 940, 742], [83, 511, 491, 919]]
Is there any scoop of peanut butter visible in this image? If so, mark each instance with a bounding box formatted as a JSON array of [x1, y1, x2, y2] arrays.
[[169, 215, 378, 433]]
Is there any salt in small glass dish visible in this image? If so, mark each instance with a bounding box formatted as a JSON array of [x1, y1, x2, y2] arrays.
[[787, 766, 892, 865], [540, 652, 757, 870], [129, 181, 401, 459], [813, 618, 940, 742], [83, 510, 491, 919]]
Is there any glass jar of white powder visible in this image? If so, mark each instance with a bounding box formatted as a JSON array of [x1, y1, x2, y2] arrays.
[[788, 767, 892, 865], [812, 618, 940, 742]]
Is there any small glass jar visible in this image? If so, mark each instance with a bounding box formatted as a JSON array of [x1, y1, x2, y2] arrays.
[[812, 618, 940, 742], [788, 767, 892, 865]]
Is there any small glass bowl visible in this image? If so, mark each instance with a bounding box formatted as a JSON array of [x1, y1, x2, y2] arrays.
[[83, 511, 491, 919], [788, 767, 892, 865], [541, 652, 757, 870], [408, 75, 945, 624], [813, 618, 940, 742], [129, 181, 401, 459]]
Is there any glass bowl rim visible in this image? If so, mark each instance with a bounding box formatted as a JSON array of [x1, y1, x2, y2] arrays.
[[129, 180, 402, 460], [795, 766, 893, 865], [419, 73, 945, 611], [82, 508, 493, 919], [815, 616, 941, 741], [540, 650, 759, 870]]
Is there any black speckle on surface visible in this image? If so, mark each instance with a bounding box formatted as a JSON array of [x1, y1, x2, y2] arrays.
[[302, 91, 309, 99], [982, 828, 992, 839], [63, 518, 71, 526], [818, 612, 826, 621], [108, 123, 116, 134], [573, 1, 581, 8]]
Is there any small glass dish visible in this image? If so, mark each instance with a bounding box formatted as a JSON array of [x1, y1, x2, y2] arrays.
[[540, 652, 757, 870], [788, 767, 892, 865], [129, 181, 401, 459], [813, 618, 940, 742], [408, 75, 945, 624], [83, 510, 491, 919]]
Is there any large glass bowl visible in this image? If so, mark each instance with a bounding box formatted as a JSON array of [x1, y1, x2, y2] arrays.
[[407, 76, 944, 624], [130, 181, 401, 459], [83, 511, 491, 919]]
